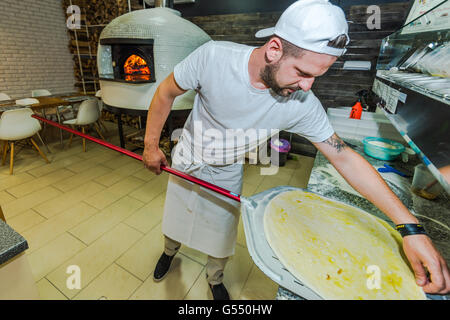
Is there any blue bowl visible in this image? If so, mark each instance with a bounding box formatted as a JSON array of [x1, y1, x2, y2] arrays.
[[362, 137, 405, 161]]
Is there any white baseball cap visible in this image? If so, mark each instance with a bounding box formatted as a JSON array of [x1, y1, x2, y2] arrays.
[[255, 0, 350, 56]]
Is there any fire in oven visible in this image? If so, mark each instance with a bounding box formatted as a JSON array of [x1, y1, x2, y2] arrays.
[[99, 38, 156, 84]]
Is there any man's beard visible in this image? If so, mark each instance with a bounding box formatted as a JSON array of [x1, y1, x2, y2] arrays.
[[260, 62, 298, 97]]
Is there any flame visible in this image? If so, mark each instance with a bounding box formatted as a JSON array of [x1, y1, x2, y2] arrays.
[[123, 54, 151, 81]]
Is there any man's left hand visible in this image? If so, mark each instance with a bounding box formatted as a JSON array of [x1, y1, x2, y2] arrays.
[[402, 234, 450, 294]]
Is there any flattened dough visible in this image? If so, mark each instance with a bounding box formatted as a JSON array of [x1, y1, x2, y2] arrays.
[[263, 190, 426, 300]]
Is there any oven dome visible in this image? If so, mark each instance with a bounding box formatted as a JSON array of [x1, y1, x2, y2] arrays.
[[98, 7, 211, 111]]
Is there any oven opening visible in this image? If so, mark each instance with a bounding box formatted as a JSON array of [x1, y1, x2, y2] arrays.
[[123, 54, 151, 82], [100, 38, 156, 84]]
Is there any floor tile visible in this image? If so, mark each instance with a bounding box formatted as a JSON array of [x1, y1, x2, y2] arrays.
[[184, 244, 253, 300], [178, 246, 208, 267], [94, 161, 143, 187], [70, 144, 106, 160], [67, 151, 117, 173], [33, 181, 105, 219], [242, 165, 265, 187], [83, 176, 146, 210], [271, 166, 295, 184], [183, 268, 210, 300], [7, 168, 75, 198], [239, 264, 278, 300], [2, 186, 63, 219], [282, 155, 303, 170], [6, 209, 46, 234], [0, 190, 16, 204], [123, 192, 166, 234], [115, 223, 164, 282], [26, 154, 84, 178], [73, 263, 142, 300], [128, 174, 168, 203], [23, 202, 98, 253], [27, 232, 86, 281], [237, 216, 247, 248], [36, 278, 68, 300], [288, 160, 315, 189], [1, 149, 50, 174], [51, 165, 112, 193], [241, 182, 258, 197], [0, 172, 36, 192], [102, 154, 136, 170], [254, 177, 291, 194], [130, 253, 203, 300], [70, 196, 144, 245], [46, 223, 143, 299], [132, 167, 158, 182]]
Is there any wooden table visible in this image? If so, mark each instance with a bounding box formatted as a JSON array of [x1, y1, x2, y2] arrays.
[[0, 94, 92, 148], [0, 94, 90, 113]]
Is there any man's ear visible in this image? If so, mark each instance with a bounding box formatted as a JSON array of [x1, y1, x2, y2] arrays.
[[265, 37, 283, 64]]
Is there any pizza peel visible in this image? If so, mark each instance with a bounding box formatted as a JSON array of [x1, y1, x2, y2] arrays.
[[32, 114, 322, 298]]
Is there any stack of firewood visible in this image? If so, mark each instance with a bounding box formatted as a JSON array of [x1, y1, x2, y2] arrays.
[[125, 129, 174, 156], [63, 0, 129, 94], [102, 111, 143, 129], [63, 0, 128, 25], [84, 0, 129, 26]]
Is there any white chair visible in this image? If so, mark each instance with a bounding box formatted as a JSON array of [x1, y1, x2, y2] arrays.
[[0, 108, 49, 175], [0, 93, 11, 101], [95, 90, 108, 133], [64, 98, 105, 152], [31, 89, 52, 97], [32, 89, 73, 146], [12, 98, 51, 154], [0, 93, 12, 159]]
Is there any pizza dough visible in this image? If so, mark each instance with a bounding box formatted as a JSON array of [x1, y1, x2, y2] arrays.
[[263, 190, 426, 300]]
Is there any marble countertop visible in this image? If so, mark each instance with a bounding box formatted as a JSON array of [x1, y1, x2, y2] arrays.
[[276, 138, 450, 300], [0, 219, 28, 266]]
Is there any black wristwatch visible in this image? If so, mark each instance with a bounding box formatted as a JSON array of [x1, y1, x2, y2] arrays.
[[395, 223, 427, 237]]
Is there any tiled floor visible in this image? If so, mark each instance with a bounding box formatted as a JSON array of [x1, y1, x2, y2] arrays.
[[0, 122, 315, 300]]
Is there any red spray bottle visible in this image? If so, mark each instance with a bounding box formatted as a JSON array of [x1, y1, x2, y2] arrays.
[[349, 100, 363, 119]]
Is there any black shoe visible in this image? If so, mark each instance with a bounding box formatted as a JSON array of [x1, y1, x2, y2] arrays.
[[153, 252, 175, 282], [209, 283, 230, 300]]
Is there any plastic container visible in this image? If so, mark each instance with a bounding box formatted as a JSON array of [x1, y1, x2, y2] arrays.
[[362, 137, 405, 161], [411, 164, 443, 200], [270, 138, 291, 167]]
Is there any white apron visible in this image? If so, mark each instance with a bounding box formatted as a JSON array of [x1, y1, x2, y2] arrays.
[[162, 159, 243, 258]]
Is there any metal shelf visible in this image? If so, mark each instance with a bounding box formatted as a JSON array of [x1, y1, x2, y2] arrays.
[[377, 70, 450, 106]]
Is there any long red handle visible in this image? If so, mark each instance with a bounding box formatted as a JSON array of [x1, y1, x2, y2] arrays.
[[32, 114, 241, 203]]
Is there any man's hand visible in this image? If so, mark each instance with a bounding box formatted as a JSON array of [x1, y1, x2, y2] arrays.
[[402, 234, 450, 294], [142, 145, 169, 175]]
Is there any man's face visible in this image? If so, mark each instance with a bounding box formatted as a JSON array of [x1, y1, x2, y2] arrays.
[[261, 49, 337, 97]]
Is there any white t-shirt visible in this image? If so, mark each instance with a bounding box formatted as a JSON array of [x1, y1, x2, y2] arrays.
[[173, 40, 334, 165]]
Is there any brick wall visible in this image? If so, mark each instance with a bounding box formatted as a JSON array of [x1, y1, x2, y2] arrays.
[[0, 0, 75, 99]]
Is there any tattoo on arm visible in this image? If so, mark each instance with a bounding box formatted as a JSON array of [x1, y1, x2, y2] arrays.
[[323, 135, 347, 153]]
